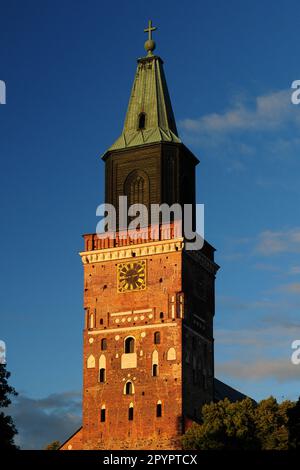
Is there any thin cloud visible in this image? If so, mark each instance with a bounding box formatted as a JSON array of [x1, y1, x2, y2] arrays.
[[289, 266, 300, 275], [216, 358, 300, 383], [255, 228, 300, 256], [253, 263, 280, 272], [218, 295, 300, 319], [220, 228, 300, 261], [216, 323, 300, 348], [8, 391, 81, 449], [180, 89, 297, 135], [279, 283, 300, 294]]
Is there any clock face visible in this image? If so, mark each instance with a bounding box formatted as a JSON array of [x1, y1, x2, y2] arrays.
[[117, 260, 146, 293]]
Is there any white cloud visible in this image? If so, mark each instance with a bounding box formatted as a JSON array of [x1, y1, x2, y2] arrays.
[[221, 228, 300, 262], [180, 89, 298, 134], [255, 228, 300, 256]]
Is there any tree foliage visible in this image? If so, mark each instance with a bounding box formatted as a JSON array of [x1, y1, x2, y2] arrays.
[[0, 363, 18, 450], [45, 440, 61, 450], [182, 396, 300, 450]]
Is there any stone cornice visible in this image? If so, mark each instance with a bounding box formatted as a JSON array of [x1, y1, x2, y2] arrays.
[[79, 238, 184, 264], [185, 249, 220, 276]]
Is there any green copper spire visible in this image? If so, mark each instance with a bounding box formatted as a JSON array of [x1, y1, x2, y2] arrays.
[[108, 21, 181, 152]]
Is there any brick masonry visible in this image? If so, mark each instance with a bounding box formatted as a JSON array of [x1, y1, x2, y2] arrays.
[[82, 245, 183, 450], [60, 233, 218, 450]]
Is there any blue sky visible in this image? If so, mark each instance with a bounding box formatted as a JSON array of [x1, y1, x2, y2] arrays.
[[1, 0, 300, 448]]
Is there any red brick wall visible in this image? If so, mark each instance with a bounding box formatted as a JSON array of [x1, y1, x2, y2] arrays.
[[82, 249, 184, 449], [60, 427, 83, 450]]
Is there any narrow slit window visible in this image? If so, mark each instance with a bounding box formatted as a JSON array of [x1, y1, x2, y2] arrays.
[[154, 332, 160, 344], [138, 112, 146, 130], [152, 364, 158, 377], [99, 368, 106, 383], [156, 402, 162, 418], [128, 405, 134, 421]]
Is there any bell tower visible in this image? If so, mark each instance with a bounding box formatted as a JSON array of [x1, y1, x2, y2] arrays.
[[103, 21, 198, 226], [60, 21, 219, 451]]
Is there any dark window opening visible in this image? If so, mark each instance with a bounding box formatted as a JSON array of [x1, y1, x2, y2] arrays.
[[101, 338, 107, 351], [100, 319, 103, 325], [125, 382, 133, 395], [156, 403, 162, 418], [204, 343, 208, 358], [193, 369, 197, 385], [100, 409, 106, 422], [128, 407, 134, 421], [125, 337, 135, 354], [138, 112, 146, 130], [154, 332, 160, 344], [152, 364, 158, 377], [99, 368, 106, 383], [160, 312, 164, 319]]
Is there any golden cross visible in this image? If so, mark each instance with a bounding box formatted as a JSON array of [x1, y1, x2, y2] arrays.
[[144, 20, 157, 41]]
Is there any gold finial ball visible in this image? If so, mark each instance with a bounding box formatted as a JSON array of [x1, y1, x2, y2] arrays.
[[144, 39, 156, 54]]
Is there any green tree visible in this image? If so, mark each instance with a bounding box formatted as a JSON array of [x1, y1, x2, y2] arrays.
[[254, 397, 293, 450], [287, 397, 300, 449], [0, 363, 18, 450], [182, 398, 259, 450], [182, 396, 300, 450], [45, 440, 61, 450]]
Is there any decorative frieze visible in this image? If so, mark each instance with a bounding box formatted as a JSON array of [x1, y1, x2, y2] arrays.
[[80, 238, 184, 264]]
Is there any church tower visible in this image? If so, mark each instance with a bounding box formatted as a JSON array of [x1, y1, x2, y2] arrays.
[[61, 21, 219, 450]]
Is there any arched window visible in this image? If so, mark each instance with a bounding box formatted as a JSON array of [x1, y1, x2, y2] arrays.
[[124, 381, 134, 395], [156, 401, 162, 418], [89, 313, 94, 329], [125, 337, 135, 354], [100, 405, 106, 422], [138, 112, 146, 130], [154, 332, 160, 344], [152, 350, 159, 377], [99, 354, 106, 382], [167, 347, 176, 361], [128, 403, 134, 421], [101, 338, 107, 351], [87, 354, 95, 368], [124, 170, 149, 208]]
